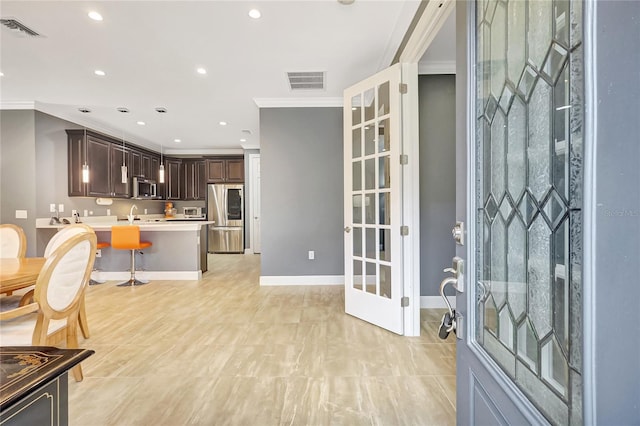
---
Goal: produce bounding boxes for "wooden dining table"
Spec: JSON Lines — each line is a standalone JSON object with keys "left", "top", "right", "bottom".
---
{"left": 0, "top": 257, "right": 46, "bottom": 294}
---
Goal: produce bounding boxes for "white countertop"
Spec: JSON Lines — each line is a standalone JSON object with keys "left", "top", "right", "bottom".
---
{"left": 36, "top": 217, "right": 214, "bottom": 231}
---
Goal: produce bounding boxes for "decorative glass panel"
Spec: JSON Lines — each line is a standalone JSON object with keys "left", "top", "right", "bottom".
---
{"left": 352, "top": 161, "right": 362, "bottom": 191}
{"left": 380, "top": 264, "right": 391, "bottom": 299}
{"left": 379, "top": 156, "right": 390, "bottom": 189}
{"left": 364, "top": 124, "right": 376, "bottom": 156}
{"left": 364, "top": 158, "right": 375, "bottom": 190}
{"left": 364, "top": 88, "right": 375, "bottom": 122}
{"left": 378, "top": 82, "right": 390, "bottom": 116}
{"left": 365, "top": 262, "right": 376, "bottom": 295}
{"left": 352, "top": 127, "right": 362, "bottom": 159}
{"left": 476, "top": 0, "right": 583, "bottom": 423}
{"left": 353, "top": 195, "right": 362, "bottom": 224}
{"left": 365, "top": 228, "right": 376, "bottom": 260}
{"left": 379, "top": 192, "right": 390, "bottom": 225}
{"left": 364, "top": 193, "right": 375, "bottom": 224}
{"left": 353, "top": 260, "right": 363, "bottom": 291}
{"left": 379, "top": 229, "right": 391, "bottom": 262}
{"left": 353, "top": 227, "right": 362, "bottom": 257}
{"left": 351, "top": 94, "right": 362, "bottom": 125}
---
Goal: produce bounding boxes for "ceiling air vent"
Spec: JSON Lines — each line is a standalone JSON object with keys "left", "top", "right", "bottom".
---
{"left": 0, "top": 18, "right": 41, "bottom": 37}
{"left": 287, "top": 71, "right": 325, "bottom": 91}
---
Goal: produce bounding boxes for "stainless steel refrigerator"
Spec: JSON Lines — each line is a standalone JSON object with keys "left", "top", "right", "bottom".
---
{"left": 207, "top": 183, "right": 244, "bottom": 253}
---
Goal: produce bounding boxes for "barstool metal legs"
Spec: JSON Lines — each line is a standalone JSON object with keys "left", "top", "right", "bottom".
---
{"left": 117, "top": 249, "right": 149, "bottom": 286}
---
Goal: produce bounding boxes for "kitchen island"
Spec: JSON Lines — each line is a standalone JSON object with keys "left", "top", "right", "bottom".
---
{"left": 36, "top": 217, "right": 213, "bottom": 280}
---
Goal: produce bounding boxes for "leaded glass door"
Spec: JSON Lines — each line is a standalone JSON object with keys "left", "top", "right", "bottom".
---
{"left": 343, "top": 63, "right": 404, "bottom": 334}
{"left": 456, "top": 0, "right": 584, "bottom": 424}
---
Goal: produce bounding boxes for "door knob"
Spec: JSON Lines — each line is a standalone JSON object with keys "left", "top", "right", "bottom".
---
{"left": 344, "top": 226, "right": 351, "bottom": 233}
{"left": 452, "top": 221, "right": 464, "bottom": 245}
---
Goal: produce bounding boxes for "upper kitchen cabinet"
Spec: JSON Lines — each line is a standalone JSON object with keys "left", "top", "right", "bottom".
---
{"left": 165, "top": 158, "right": 182, "bottom": 200}
{"left": 206, "top": 156, "right": 244, "bottom": 183}
{"left": 130, "top": 148, "right": 159, "bottom": 181}
{"left": 182, "top": 160, "right": 207, "bottom": 200}
{"left": 66, "top": 129, "right": 131, "bottom": 198}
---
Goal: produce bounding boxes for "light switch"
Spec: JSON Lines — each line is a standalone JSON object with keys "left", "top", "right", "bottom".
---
{"left": 15, "top": 210, "right": 27, "bottom": 219}
{"left": 50, "top": 204, "right": 56, "bottom": 213}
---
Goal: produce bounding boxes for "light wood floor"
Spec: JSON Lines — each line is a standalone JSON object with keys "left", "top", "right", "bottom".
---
{"left": 69, "top": 254, "right": 456, "bottom": 425}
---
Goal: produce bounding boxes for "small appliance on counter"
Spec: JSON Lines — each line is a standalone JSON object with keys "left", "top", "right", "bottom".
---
{"left": 164, "top": 202, "right": 176, "bottom": 218}
{"left": 183, "top": 206, "right": 203, "bottom": 218}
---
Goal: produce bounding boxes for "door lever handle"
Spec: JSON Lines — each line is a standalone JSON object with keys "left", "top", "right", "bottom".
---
{"left": 344, "top": 226, "right": 351, "bottom": 233}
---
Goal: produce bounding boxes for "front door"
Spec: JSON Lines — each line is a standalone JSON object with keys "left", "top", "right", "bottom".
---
{"left": 455, "top": 0, "right": 585, "bottom": 423}
{"left": 343, "top": 63, "right": 404, "bottom": 334}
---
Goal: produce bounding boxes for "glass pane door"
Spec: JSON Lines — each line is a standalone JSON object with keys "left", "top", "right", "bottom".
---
{"left": 344, "top": 64, "right": 403, "bottom": 334}
{"left": 474, "top": 0, "right": 584, "bottom": 424}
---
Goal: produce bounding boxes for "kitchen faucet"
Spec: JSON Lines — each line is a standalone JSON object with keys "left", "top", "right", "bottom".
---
{"left": 127, "top": 204, "right": 138, "bottom": 224}
{"left": 49, "top": 208, "right": 61, "bottom": 225}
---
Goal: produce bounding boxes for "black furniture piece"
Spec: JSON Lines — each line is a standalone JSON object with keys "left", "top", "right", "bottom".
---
{"left": 0, "top": 346, "right": 94, "bottom": 426}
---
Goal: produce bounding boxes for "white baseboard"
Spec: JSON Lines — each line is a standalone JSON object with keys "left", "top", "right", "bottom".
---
{"left": 420, "top": 296, "right": 456, "bottom": 309}
{"left": 244, "top": 248, "right": 253, "bottom": 254}
{"left": 260, "top": 275, "right": 344, "bottom": 286}
{"left": 93, "top": 270, "right": 202, "bottom": 281}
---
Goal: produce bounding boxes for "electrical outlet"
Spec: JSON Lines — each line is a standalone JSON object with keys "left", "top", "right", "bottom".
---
{"left": 58, "top": 204, "right": 64, "bottom": 213}
{"left": 50, "top": 204, "right": 56, "bottom": 213}
{"left": 84, "top": 210, "right": 88, "bottom": 217}
{"left": 72, "top": 209, "right": 78, "bottom": 216}
{"left": 15, "top": 210, "right": 27, "bottom": 219}
{"left": 144, "top": 209, "right": 148, "bottom": 214}
{"left": 96, "top": 249, "right": 102, "bottom": 258}
{"left": 308, "top": 250, "right": 315, "bottom": 260}
{"left": 107, "top": 209, "right": 111, "bottom": 216}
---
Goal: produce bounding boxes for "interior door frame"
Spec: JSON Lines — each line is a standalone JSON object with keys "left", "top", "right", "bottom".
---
{"left": 248, "top": 153, "right": 261, "bottom": 254}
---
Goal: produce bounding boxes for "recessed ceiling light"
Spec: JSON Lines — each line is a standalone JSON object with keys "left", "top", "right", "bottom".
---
{"left": 94, "top": 70, "right": 106, "bottom": 76}
{"left": 248, "top": 9, "right": 261, "bottom": 19}
{"left": 0, "top": 72, "right": 4, "bottom": 77}
{"left": 240, "top": 138, "right": 247, "bottom": 142}
{"left": 88, "top": 11, "right": 103, "bottom": 21}
{"left": 219, "top": 121, "right": 227, "bottom": 126}
{"left": 137, "top": 121, "right": 146, "bottom": 126}
{"left": 196, "top": 67, "right": 207, "bottom": 75}
{"left": 174, "top": 139, "right": 181, "bottom": 143}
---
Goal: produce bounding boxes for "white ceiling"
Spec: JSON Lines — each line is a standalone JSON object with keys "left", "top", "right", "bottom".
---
{"left": 0, "top": 1, "right": 453, "bottom": 154}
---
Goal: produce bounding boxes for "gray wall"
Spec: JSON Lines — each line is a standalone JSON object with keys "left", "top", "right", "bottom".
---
{"left": 591, "top": 0, "right": 640, "bottom": 423}
{"left": 260, "top": 107, "right": 344, "bottom": 277}
{"left": 418, "top": 74, "right": 457, "bottom": 296}
{"left": 0, "top": 110, "right": 37, "bottom": 256}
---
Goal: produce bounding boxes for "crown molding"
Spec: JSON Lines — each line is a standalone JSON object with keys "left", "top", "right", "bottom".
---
{"left": 164, "top": 148, "right": 244, "bottom": 156}
{"left": 253, "top": 97, "right": 343, "bottom": 108}
{"left": 0, "top": 101, "right": 36, "bottom": 110}
{"left": 398, "top": 0, "right": 455, "bottom": 63}
{"left": 418, "top": 60, "right": 456, "bottom": 75}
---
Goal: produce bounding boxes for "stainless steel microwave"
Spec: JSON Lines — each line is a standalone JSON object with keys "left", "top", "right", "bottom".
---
{"left": 183, "top": 207, "right": 203, "bottom": 218}
{"left": 132, "top": 176, "right": 157, "bottom": 199}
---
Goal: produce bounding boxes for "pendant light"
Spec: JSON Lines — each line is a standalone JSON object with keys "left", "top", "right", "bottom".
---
{"left": 121, "top": 131, "right": 128, "bottom": 184}
{"left": 159, "top": 143, "right": 165, "bottom": 183}
{"left": 155, "top": 107, "right": 167, "bottom": 183}
{"left": 82, "top": 127, "right": 90, "bottom": 183}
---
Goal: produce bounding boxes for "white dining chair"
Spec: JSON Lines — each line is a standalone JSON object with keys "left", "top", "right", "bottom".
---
{"left": 0, "top": 224, "right": 27, "bottom": 258}
{"left": 0, "top": 231, "right": 96, "bottom": 381}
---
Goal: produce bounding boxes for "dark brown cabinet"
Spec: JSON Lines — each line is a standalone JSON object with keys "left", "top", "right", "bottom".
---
{"left": 67, "top": 130, "right": 131, "bottom": 198}
{"left": 165, "top": 159, "right": 182, "bottom": 200}
{"left": 182, "top": 160, "right": 207, "bottom": 200}
{"left": 206, "top": 156, "right": 244, "bottom": 183}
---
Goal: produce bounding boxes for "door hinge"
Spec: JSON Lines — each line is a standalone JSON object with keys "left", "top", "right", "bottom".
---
{"left": 401, "top": 296, "right": 410, "bottom": 307}
{"left": 400, "top": 154, "right": 408, "bottom": 165}
{"left": 400, "top": 226, "right": 409, "bottom": 236}
{"left": 399, "top": 83, "right": 408, "bottom": 94}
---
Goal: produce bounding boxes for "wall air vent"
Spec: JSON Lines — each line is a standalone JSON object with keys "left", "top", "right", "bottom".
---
{"left": 287, "top": 71, "right": 325, "bottom": 91}
{"left": 0, "top": 18, "right": 41, "bottom": 37}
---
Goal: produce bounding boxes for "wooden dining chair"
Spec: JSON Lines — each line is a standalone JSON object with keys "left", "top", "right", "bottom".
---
{"left": 0, "top": 231, "right": 96, "bottom": 382}
{"left": 43, "top": 224, "right": 95, "bottom": 339}
{"left": 0, "top": 224, "right": 27, "bottom": 259}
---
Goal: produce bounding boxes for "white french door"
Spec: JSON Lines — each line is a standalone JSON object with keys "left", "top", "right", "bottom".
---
{"left": 343, "top": 63, "right": 405, "bottom": 334}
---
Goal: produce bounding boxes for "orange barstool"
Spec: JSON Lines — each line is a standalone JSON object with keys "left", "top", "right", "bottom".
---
{"left": 111, "top": 226, "right": 152, "bottom": 287}
{"left": 89, "top": 241, "right": 111, "bottom": 285}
